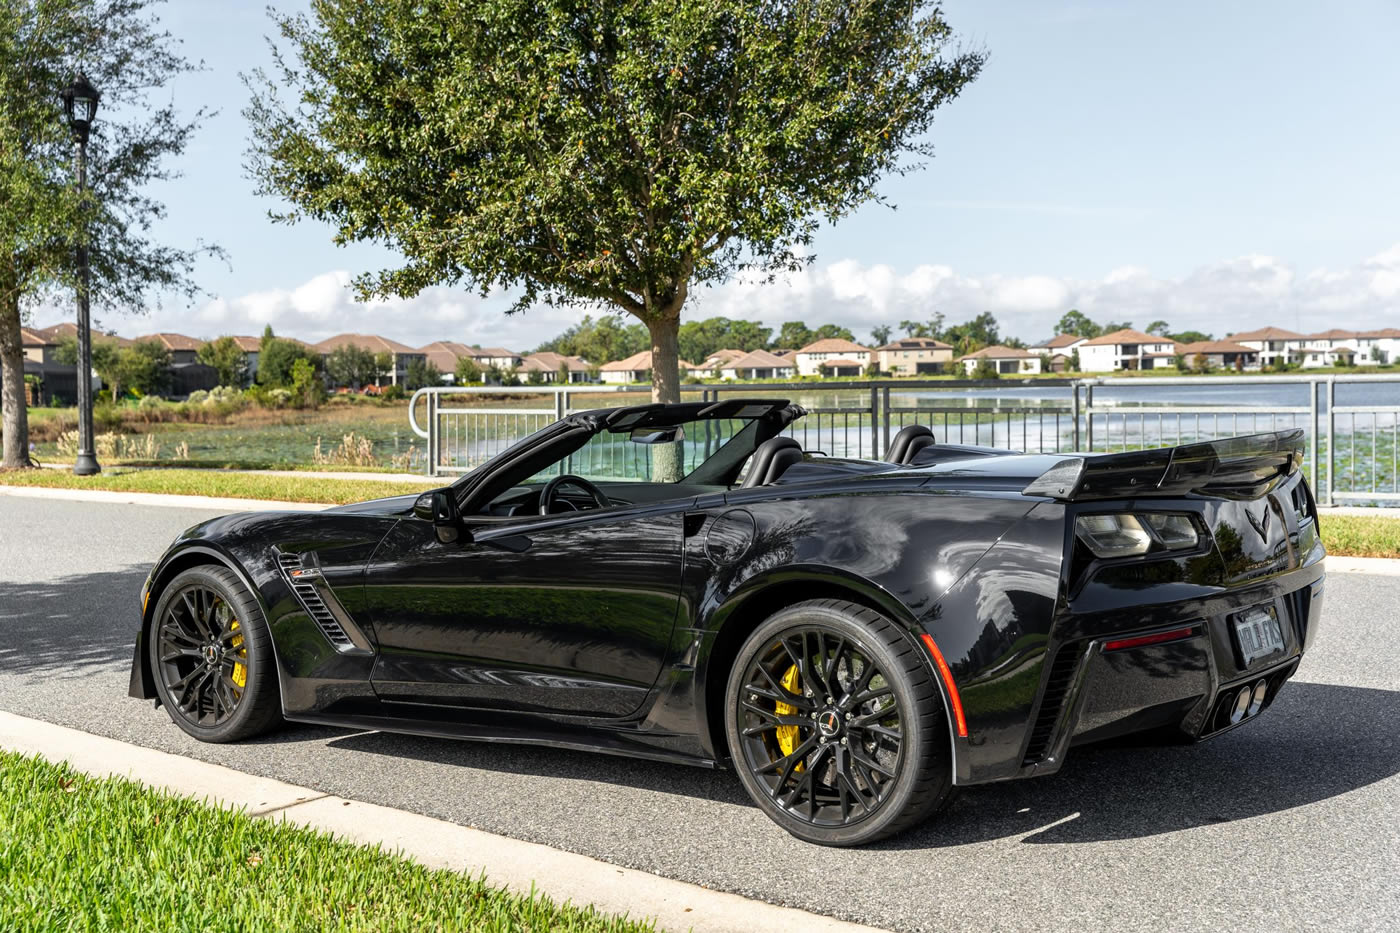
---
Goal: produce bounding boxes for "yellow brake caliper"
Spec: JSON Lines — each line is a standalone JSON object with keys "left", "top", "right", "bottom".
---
{"left": 774, "top": 665, "right": 804, "bottom": 771}
{"left": 230, "top": 619, "right": 247, "bottom": 692}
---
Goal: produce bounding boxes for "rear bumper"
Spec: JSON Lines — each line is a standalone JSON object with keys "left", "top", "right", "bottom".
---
{"left": 1017, "top": 560, "right": 1325, "bottom": 779}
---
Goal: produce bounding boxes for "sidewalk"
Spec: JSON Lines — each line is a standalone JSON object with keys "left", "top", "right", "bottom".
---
{"left": 0, "top": 711, "right": 884, "bottom": 933}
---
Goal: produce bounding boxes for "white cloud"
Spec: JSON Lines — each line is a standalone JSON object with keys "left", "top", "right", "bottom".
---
{"left": 58, "top": 242, "right": 1400, "bottom": 350}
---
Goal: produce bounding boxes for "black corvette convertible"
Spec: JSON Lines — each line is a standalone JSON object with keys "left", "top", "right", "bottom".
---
{"left": 130, "top": 398, "right": 1325, "bottom": 845}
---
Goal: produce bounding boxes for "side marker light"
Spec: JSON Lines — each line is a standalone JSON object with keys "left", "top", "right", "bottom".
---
{"left": 919, "top": 633, "right": 968, "bottom": 738}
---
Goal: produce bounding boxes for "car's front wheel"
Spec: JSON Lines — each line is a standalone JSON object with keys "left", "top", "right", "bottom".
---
{"left": 149, "top": 565, "right": 283, "bottom": 743}
{"left": 724, "top": 599, "right": 954, "bottom": 846}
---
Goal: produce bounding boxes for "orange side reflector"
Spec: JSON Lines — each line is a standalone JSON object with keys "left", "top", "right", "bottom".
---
{"left": 919, "top": 633, "right": 968, "bottom": 738}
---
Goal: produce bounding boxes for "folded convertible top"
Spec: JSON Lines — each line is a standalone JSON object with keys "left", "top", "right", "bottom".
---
{"left": 1022, "top": 429, "right": 1305, "bottom": 501}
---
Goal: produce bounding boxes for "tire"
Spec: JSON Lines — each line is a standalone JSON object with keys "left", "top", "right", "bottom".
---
{"left": 724, "top": 599, "right": 954, "bottom": 846}
{"left": 148, "top": 565, "right": 283, "bottom": 743}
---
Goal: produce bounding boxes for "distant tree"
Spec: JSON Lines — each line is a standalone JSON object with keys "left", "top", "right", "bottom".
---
{"left": 864, "top": 361, "right": 881, "bottom": 377}
{"left": 678, "top": 316, "right": 771, "bottom": 364}
{"left": 775, "top": 321, "right": 816, "bottom": 351}
{"left": 1068, "top": 348, "right": 1081, "bottom": 372}
{"left": 197, "top": 337, "right": 249, "bottom": 387}
{"left": 1191, "top": 354, "right": 1214, "bottom": 374}
{"left": 943, "top": 312, "right": 1000, "bottom": 356}
{"left": 1169, "top": 330, "right": 1213, "bottom": 344}
{"left": 1, "top": 0, "right": 220, "bottom": 467}
{"left": 257, "top": 326, "right": 319, "bottom": 388}
{"left": 1056, "top": 310, "right": 1101, "bottom": 339}
{"left": 970, "top": 358, "right": 999, "bottom": 380}
{"left": 869, "top": 325, "right": 892, "bottom": 346}
{"left": 373, "top": 351, "right": 394, "bottom": 384}
{"left": 1145, "top": 320, "right": 1172, "bottom": 337}
{"left": 289, "top": 357, "right": 322, "bottom": 407}
{"left": 1101, "top": 320, "right": 1133, "bottom": 333}
{"left": 1038, "top": 352, "right": 1052, "bottom": 372}
{"left": 404, "top": 357, "right": 442, "bottom": 390}
{"left": 325, "top": 344, "right": 379, "bottom": 389}
{"left": 55, "top": 335, "right": 170, "bottom": 400}
{"left": 454, "top": 357, "right": 482, "bottom": 384}
{"left": 536, "top": 314, "right": 648, "bottom": 363}
{"left": 525, "top": 368, "right": 545, "bottom": 386}
{"left": 899, "top": 319, "right": 928, "bottom": 338}
{"left": 247, "top": 0, "right": 985, "bottom": 412}
{"left": 812, "top": 323, "right": 856, "bottom": 343}
{"left": 1174, "top": 352, "right": 1189, "bottom": 373}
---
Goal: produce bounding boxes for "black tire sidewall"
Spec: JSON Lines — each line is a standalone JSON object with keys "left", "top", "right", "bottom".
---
{"left": 725, "top": 601, "right": 948, "bottom": 846}
{"left": 149, "top": 566, "right": 278, "bottom": 743}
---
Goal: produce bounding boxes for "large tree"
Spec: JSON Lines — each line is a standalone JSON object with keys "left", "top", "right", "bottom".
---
{"left": 247, "top": 0, "right": 984, "bottom": 405}
{"left": 0, "top": 0, "right": 215, "bottom": 468}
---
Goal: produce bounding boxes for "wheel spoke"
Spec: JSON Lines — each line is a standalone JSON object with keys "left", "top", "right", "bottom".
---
{"left": 848, "top": 686, "right": 894, "bottom": 710}
{"left": 849, "top": 704, "right": 898, "bottom": 729}
{"left": 848, "top": 745, "right": 897, "bottom": 778}
{"left": 159, "top": 622, "right": 201, "bottom": 648}
{"left": 739, "top": 700, "right": 809, "bottom": 730}
{"left": 748, "top": 672, "right": 817, "bottom": 711}
{"left": 159, "top": 647, "right": 203, "bottom": 663}
{"left": 756, "top": 733, "right": 817, "bottom": 776}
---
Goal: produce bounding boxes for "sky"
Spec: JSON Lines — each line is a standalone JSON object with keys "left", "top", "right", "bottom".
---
{"left": 50, "top": 0, "right": 1400, "bottom": 349}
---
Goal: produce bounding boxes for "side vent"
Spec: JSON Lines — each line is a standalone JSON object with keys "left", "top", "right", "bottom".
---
{"left": 1022, "top": 645, "right": 1083, "bottom": 765}
{"left": 277, "top": 553, "right": 355, "bottom": 649}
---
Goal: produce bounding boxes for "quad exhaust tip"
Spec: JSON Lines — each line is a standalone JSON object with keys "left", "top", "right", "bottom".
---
{"left": 1220, "top": 678, "right": 1273, "bottom": 729}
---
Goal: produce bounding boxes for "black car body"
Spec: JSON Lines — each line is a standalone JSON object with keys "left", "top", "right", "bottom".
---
{"left": 130, "top": 399, "right": 1324, "bottom": 844}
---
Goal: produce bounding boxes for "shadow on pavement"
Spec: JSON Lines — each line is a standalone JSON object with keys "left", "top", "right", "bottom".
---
{"left": 325, "top": 681, "right": 1400, "bottom": 846}
{"left": 885, "top": 681, "right": 1400, "bottom": 848}
{"left": 0, "top": 568, "right": 148, "bottom": 677}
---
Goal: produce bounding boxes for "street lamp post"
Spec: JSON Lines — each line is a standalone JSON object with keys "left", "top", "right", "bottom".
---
{"left": 61, "top": 74, "right": 100, "bottom": 475}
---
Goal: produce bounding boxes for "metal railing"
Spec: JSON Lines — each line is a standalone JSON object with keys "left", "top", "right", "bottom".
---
{"left": 408, "top": 374, "right": 1400, "bottom": 506}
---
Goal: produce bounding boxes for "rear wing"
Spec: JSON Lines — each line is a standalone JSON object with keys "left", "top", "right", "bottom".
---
{"left": 1023, "top": 430, "right": 1305, "bottom": 501}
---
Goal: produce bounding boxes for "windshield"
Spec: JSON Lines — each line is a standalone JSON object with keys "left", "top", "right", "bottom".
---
{"left": 524, "top": 417, "right": 756, "bottom": 485}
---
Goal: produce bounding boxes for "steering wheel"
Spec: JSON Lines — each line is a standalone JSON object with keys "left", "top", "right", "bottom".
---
{"left": 538, "top": 474, "right": 612, "bottom": 515}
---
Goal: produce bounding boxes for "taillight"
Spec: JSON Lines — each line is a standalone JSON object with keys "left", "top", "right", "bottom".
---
{"left": 1075, "top": 512, "right": 1199, "bottom": 559}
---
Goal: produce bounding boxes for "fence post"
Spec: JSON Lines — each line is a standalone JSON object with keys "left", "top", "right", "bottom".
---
{"left": 1085, "top": 383, "right": 1095, "bottom": 450}
{"left": 1071, "top": 382, "right": 1081, "bottom": 450}
{"left": 1309, "top": 379, "right": 1319, "bottom": 494}
{"left": 869, "top": 386, "right": 880, "bottom": 459}
{"left": 555, "top": 387, "right": 566, "bottom": 421}
{"left": 881, "top": 386, "right": 891, "bottom": 455}
{"left": 1325, "top": 376, "right": 1335, "bottom": 506}
{"left": 426, "top": 390, "right": 438, "bottom": 477}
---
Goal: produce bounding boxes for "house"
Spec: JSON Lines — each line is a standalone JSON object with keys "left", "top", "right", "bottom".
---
{"left": 956, "top": 345, "right": 1042, "bottom": 376}
{"left": 314, "top": 333, "right": 426, "bottom": 385}
{"left": 719, "top": 348, "right": 796, "bottom": 380}
{"left": 1227, "top": 326, "right": 1306, "bottom": 368}
{"left": 20, "top": 327, "right": 77, "bottom": 405}
{"left": 874, "top": 338, "right": 953, "bottom": 375}
{"left": 1026, "top": 334, "right": 1088, "bottom": 357}
{"left": 1356, "top": 328, "right": 1400, "bottom": 365}
{"left": 20, "top": 326, "right": 59, "bottom": 364}
{"left": 35, "top": 321, "right": 132, "bottom": 348}
{"left": 695, "top": 348, "right": 746, "bottom": 375}
{"left": 519, "top": 351, "right": 595, "bottom": 383}
{"left": 1076, "top": 328, "right": 1181, "bottom": 372}
{"left": 135, "top": 332, "right": 204, "bottom": 364}
{"left": 459, "top": 346, "right": 524, "bottom": 369}
{"left": 225, "top": 335, "right": 264, "bottom": 384}
{"left": 1299, "top": 329, "right": 1360, "bottom": 368}
{"left": 599, "top": 350, "right": 699, "bottom": 384}
{"left": 1178, "top": 340, "right": 1260, "bottom": 371}
{"left": 793, "top": 338, "right": 872, "bottom": 376}
{"left": 416, "top": 340, "right": 476, "bottom": 377}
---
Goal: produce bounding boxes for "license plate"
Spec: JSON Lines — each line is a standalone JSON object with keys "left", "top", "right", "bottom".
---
{"left": 1233, "top": 606, "right": 1285, "bottom": 666}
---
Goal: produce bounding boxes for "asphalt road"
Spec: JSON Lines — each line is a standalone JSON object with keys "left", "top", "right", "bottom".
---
{"left": 2, "top": 495, "right": 1397, "bottom": 933}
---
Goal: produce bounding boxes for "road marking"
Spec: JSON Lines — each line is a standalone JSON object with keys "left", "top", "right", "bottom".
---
{"left": 0, "top": 711, "right": 886, "bottom": 933}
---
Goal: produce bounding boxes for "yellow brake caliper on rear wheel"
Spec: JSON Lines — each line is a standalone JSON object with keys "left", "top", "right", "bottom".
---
{"left": 230, "top": 619, "right": 247, "bottom": 692}
{"left": 774, "top": 665, "right": 804, "bottom": 771}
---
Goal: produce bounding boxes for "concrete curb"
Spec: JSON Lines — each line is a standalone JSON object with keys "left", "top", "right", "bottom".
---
{"left": 1325, "top": 556, "right": 1400, "bottom": 575}
{"left": 0, "top": 711, "right": 885, "bottom": 933}
{"left": 0, "top": 484, "right": 327, "bottom": 512}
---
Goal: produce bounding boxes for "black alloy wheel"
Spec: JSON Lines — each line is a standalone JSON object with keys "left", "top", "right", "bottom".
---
{"left": 725, "top": 599, "right": 954, "bottom": 846}
{"left": 149, "top": 565, "right": 282, "bottom": 743}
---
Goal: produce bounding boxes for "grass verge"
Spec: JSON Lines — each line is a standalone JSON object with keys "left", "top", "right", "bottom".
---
{"left": 1319, "top": 513, "right": 1400, "bottom": 558}
{"left": 0, "top": 468, "right": 436, "bottom": 505}
{"left": 0, "top": 751, "right": 655, "bottom": 933}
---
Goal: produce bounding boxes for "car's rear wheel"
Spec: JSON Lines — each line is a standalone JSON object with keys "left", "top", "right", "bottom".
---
{"left": 149, "top": 565, "right": 282, "bottom": 743}
{"left": 724, "top": 599, "right": 954, "bottom": 846}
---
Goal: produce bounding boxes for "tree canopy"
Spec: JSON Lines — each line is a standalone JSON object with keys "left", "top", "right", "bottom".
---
{"left": 197, "top": 336, "right": 250, "bottom": 387}
{"left": 246, "top": 0, "right": 984, "bottom": 405}
{"left": 0, "top": 0, "right": 216, "bottom": 467}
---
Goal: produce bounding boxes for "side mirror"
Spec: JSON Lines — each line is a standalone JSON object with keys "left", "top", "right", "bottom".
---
{"left": 414, "top": 489, "right": 466, "bottom": 544}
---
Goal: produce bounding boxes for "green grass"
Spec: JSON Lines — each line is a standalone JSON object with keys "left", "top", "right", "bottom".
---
{"left": 0, "top": 468, "right": 437, "bottom": 504}
{"left": 0, "top": 751, "right": 655, "bottom": 933}
{"left": 1320, "top": 513, "right": 1400, "bottom": 558}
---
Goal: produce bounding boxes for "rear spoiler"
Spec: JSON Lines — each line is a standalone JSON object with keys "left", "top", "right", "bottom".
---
{"left": 1023, "top": 430, "right": 1305, "bottom": 501}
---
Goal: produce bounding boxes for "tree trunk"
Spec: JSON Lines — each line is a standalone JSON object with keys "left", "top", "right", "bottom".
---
{"left": 647, "top": 316, "right": 682, "bottom": 404}
{"left": 0, "top": 291, "right": 32, "bottom": 469}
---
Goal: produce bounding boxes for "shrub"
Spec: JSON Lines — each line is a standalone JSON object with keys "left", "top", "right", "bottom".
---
{"left": 186, "top": 389, "right": 210, "bottom": 404}
{"left": 381, "top": 384, "right": 407, "bottom": 401}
